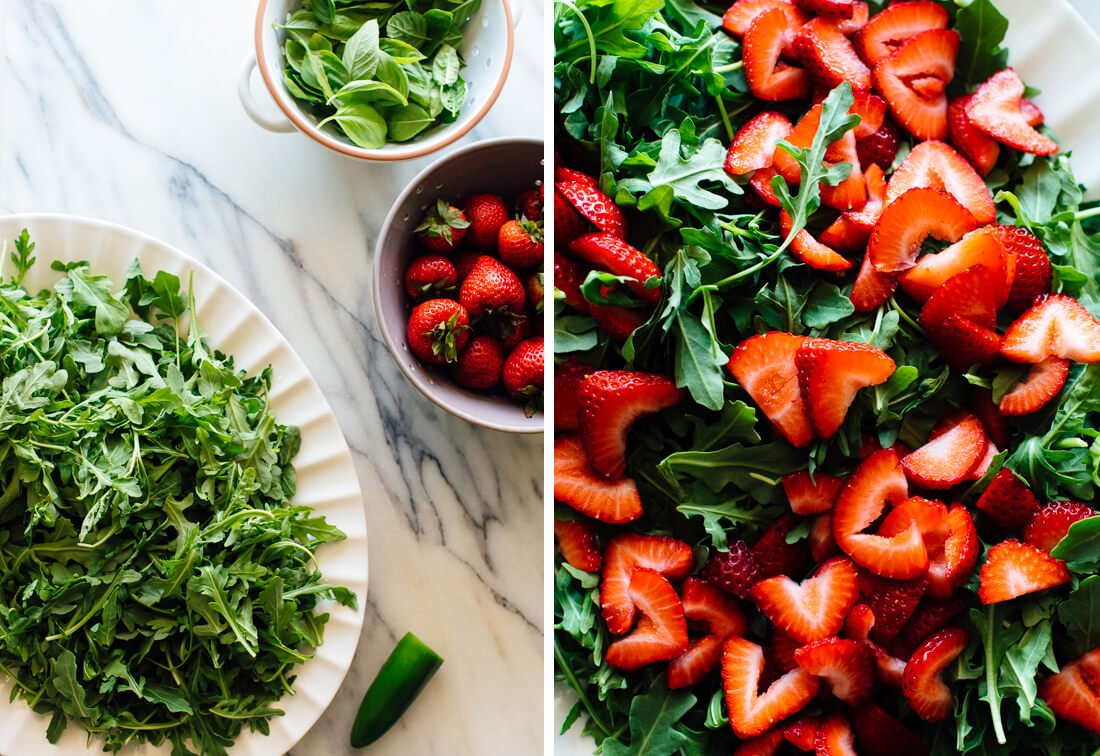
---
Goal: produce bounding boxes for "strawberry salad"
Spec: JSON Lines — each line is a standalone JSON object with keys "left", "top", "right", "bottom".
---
{"left": 553, "top": 0, "right": 1100, "bottom": 753}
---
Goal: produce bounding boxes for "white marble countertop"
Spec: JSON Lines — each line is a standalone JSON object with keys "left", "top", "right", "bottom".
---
{"left": 0, "top": 1, "right": 544, "bottom": 755}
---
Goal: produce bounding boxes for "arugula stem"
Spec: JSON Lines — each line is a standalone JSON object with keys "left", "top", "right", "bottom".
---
{"left": 984, "top": 604, "right": 1007, "bottom": 744}
{"left": 694, "top": 244, "right": 786, "bottom": 301}
{"left": 553, "top": 637, "right": 614, "bottom": 738}
{"left": 558, "top": 0, "right": 598, "bottom": 84}
{"left": 889, "top": 297, "right": 926, "bottom": 337}
{"left": 715, "top": 94, "right": 734, "bottom": 143}
{"left": 1072, "top": 206, "right": 1100, "bottom": 221}
{"left": 713, "top": 61, "right": 743, "bottom": 74}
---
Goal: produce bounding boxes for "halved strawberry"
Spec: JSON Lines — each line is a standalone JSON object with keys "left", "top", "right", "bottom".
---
{"left": 751, "top": 556, "right": 860, "bottom": 642}
{"left": 734, "top": 730, "right": 786, "bottom": 756}
{"left": 783, "top": 715, "right": 821, "bottom": 751}
{"left": 795, "top": 637, "right": 873, "bottom": 704}
{"left": 872, "top": 29, "right": 959, "bottom": 140}
{"left": 1002, "top": 293, "right": 1100, "bottom": 364}
{"left": 554, "top": 436, "right": 644, "bottom": 523}
{"left": 606, "top": 568, "right": 689, "bottom": 670}
{"left": 868, "top": 187, "right": 978, "bottom": 273}
{"left": 1024, "top": 500, "right": 1095, "bottom": 553}
{"left": 555, "top": 519, "right": 601, "bottom": 572}
{"left": 856, "top": 120, "right": 901, "bottom": 171}
{"left": 668, "top": 577, "right": 748, "bottom": 689}
{"left": 727, "top": 332, "right": 815, "bottom": 447}
{"left": 770, "top": 627, "right": 803, "bottom": 674}
{"left": 555, "top": 189, "right": 589, "bottom": 249}
{"left": 773, "top": 105, "right": 867, "bottom": 211}
{"left": 851, "top": 703, "right": 928, "bottom": 756}
{"left": 911, "top": 503, "right": 978, "bottom": 599}
{"left": 749, "top": 166, "right": 783, "bottom": 206}
{"left": 833, "top": 1, "right": 869, "bottom": 35}
{"left": 855, "top": 1, "right": 948, "bottom": 65}
{"left": 860, "top": 575, "right": 927, "bottom": 642}
{"left": 753, "top": 513, "right": 812, "bottom": 579}
{"left": 1021, "top": 98, "right": 1045, "bottom": 126}
{"left": 948, "top": 94, "right": 1000, "bottom": 175}
{"left": 966, "top": 69, "right": 1058, "bottom": 155}
{"left": 899, "top": 226, "right": 1008, "bottom": 304}
{"left": 811, "top": 513, "right": 840, "bottom": 562}
{"left": 902, "top": 626, "right": 968, "bottom": 721}
{"left": 704, "top": 540, "right": 766, "bottom": 600}
{"left": 815, "top": 711, "right": 858, "bottom": 755}
{"left": 568, "top": 233, "right": 661, "bottom": 305}
{"left": 725, "top": 112, "right": 794, "bottom": 175}
{"left": 901, "top": 411, "right": 987, "bottom": 489}
{"left": 885, "top": 141, "right": 995, "bottom": 225}
{"left": 1038, "top": 647, "right": 1100, "bottom": 736}
{"left": 852, "top": 92, "right": 888, "bottom": 138}
{"left": 577, "top": 370, "right": 685, "bottom": 479}
{"left": 589, "top": 303, "right": 647, "bottom": 342}
{"left": 556, "top": 180, "right": 627, "bottom": 239}
{"left": 554, "top": 251, "right": 589, "bottom": 312}
{"left": 844, "top": 604, "right": 908, "bottom": 686}
{"left": 978, "top": 538, "right": 1071, "bottom": 603}
{"left": 971, "top": 387, "right": 1010, "bottom": 448}
{"left": 601, "top": 533, "right": 694, "bottom": 635}
{"left": 780, "top": 212, "right": 853, "bottom": 272}
{"left": 999, "top": 356, "right": 1070, "bottom": 416}
{"left": 794, "top": 17, "right": 871, "bottom": 91}
{"left": 744, "top": 7, "right": 813, "bottom": 101}
{"left": 989, "top": 225, "right": 1052, "bottom": 314}
{"left": 722, "top": 636, "right": 821, "bottom": 738}
{"left": 722, "top": 0, "right": 800, "bottom": 37}
{"left": 918, "top": 265, "right": 1005, "bottom": 369}
{"left": 821, "top": 163, "right": 887, "bottom": 252}
{"left": 795, "top": 337, "right": 896, "bottom": 438}
{"left": 898, "top": 596, "right": 968, "bottom": 650}
{"left": 793, "top": 0, "right": 854, "bottom": 17}
{"left": 969, "top": 439, "right": 999, "bottom": 482}
{"left": 783, "top": 471, "right": 844, "bottom": 516}
{"left": 850, "top": 252, "right": 899, "bottom": 312}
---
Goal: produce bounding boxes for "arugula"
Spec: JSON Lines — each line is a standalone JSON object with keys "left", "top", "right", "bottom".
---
{"left": 0, "top": 240, "right": 355, "bottom": 755}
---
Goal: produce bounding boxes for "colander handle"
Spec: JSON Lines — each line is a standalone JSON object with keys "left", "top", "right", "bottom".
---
{"left": 238, "top": 56, "right": 296, "bottom": 133}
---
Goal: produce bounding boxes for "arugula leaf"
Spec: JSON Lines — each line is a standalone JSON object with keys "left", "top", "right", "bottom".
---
{"left": 954, "top": 0, "right": 1009, "bottom": 84}
{"left": 1057, "top": 575, "right": 1100, "bottom": 655}
{"left": 645, "top": 127, "right": 740, "bottom": 211}
{"left": 601, "top": 681, "right": 696, "bottom": 756}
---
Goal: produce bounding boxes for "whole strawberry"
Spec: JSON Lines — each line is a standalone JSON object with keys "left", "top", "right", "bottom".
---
{"left": 526, "top": 271, "right": 544, "bottom": 314}
{"left": 463, "top": 194, "right": 509, "bottom": 250}
{"left": 406, "top": 298, "right": 470, "bottom": 365}
{"left": 404, "top": 254, "right": 457, "bottom": 300}
{"left": 415, "top": 199, "right": 469, "bottom": 253}
{"left": 501, "top": 314, "right": 531, "bottom": 351}
{"left": 453, "top": 251, "right": 480, "bottom": 285}
{"left": 459, "top": 255, "right": 526, "bottom": 319}
{"left": 516, "top": 187, "right": 543, "bottom": 221}
{"left": 503, "top": 336, "right": 544, "bottom": 415}
{"left": 450, "top": 335, "right": 504, "bottom": 390}
{"left": 498, "top": 218, "right": 544, "bottom": 268}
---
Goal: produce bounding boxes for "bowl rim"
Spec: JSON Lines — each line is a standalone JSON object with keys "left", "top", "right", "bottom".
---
{"left": 253, "top": 0, "right": 515, "bottom": 162}
{"left": 373, "top": 136, "right": 544, "bottom": 433}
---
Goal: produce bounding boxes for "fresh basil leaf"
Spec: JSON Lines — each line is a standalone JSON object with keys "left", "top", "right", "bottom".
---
{"left": 431, "top": 44, "right": 461, "bottom": 86}
{"left": 341, "top": 18, "right": 380, "bottom": 79}
{"left": 388, "top": 103, "right": 434, "bottom": 141}
{"left": 333, "top": 79, "right": 408, "bottom": 107}
{"left": 319, "top": 101, "right": 387, "bottom": 147}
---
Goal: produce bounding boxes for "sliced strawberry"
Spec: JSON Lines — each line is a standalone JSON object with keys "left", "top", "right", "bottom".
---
{"left": 885, "top": 140, "right": 996, "bottom": 225}
{"left": 555, "top": 189, "right": 589, "bottom": 250}
{"left": 851, "top": 92, "right": 888, "bottom": 138}
{"left": 773, "top": 105, "right": 867, "bottom": 211}
{"left": 1038, "top": 647, "right": 1100, "bottom": 737}
{"left": 600, "top": 533, "right": 694, "bottom": 635}
{"left": 899, "top": 226, "right": 1008, "bottom": 304}
{"left": 999, "top": 356, "right": 1070, "bottom": 416}
{"left": 860, "top": 575, "right": 927, "bottom": 642}
{"left": 855, "top": 1, "right": 948, "bottom": 65}
{"left": 1002, "top": 293, "right": 1100, "bottom": 364}
{"left": 850, "top": 252, "right": 898, "bottom": 313}
{"left": 898, "top": 596, "right": 968, "bottom": 650}
{"left": 783, "top": 471, "right": 844, "bottom": 516}
{"left": 918, "top": 265, "right": 1005, "bottom": 369}
{"left": 568, "top": 233, "right": 661, "bottom": 305}
{"left": 793, "top": 0, "right": 854, "bottom": 17}
{"left": 770, "top": 627, "right": 803, "bottom": 674}
{"left": 668, "top": 577, "right": 748, "bottom": 689}
{"left": 753, "top": 513, "right": 812, "bottom": 579}
{"left": 821, "top": 163, "right": 887, "bottom": 252}
{"left": 948, "top": 94, "right": 1000, "bottom": 175}
{"left": 971, "top": 387, "right": 1009, "bottom": 449}
{"left": 578, "top": 370, "right": 685, "bottom": 479}
{"left": 810, "top": 513, "right": 840, "bottom": 562}
{"left": 969, "top": 440, "right": 998, "bottom": 482}
{"left": 852, "top": 703, "right": 928, "bottom": 756}
{"left": 606, "top": 569, "right": 689, "bottom": 670}
{"left": 989, "top": 224, "right": 1052, "bottom": 314}
{"left": 814, "top": 711, "right": 858, "bottom": 755}
{"left": 902, "top": 626, "right": 967, "bottom": 721}
{"left": 896, "top": 502, "right": 978, "bottom": 599}
{"left": 978, "top": 538, "right": 1071, "bottom": 603}
{"left": 856, "top": 120, "right": 901, "bottom": 171}
{"left": 868, "top": 187, "right": 978, "bottom": 273}
{"left": 833, "top": 1, "right": 869, "bottom": 35}
{"left": 555, "top": 165, "right": 599, "bottom": 187}
{"left": 704, "top": 539, "right": 766, "bottom": 600}
{"left": 722, "top": 0, "right": 799, "bottom": 37}
{"left": 734, "top": 730, "right": 786, "bottom": 756}
{"left": 727, "top": 332, "right": 815, "bottom": 448}
{"left": 795, "top": 637, "right": 873, "bottom": 704}
{"left": 966, "top": 68, "right": 1058, "bottom": 155}
{"left": 751, "top": 556, "right": 860, "bottom": 643}
{"left": 1024, "top": 500, "right": 1095, "bottom": 553}
{"left": 749, "top": 166, "right": 784, "bottom": 206}
{"left": 935, "top": 314, "right": 1004, "bottom": 370}
{"left": 554, "top": 358, "right": 590, "bottom": 431}
{"left": 872, "top": 29, "right": 959, "bottom": 140}
{"left": 589, "top": 303, "right": 647, "bottom": 342}
{"left": 794, "top": 17, "right": 871, "bottom": 91}
{"left": 795, "top": 337, "right": 896, "bottom": 439}
{"left": 781, "top": 211, "right": 853, "bottom": 272}
{"left": 554, "top": 436, "right": 644, "bottom": 524}
{"left": 901, "top": 411, "right": 987, "bottom": 489}
{"left": 725, "top": 112, "right": 794, "bottom": 175}
{"left": 722, "top": 636, "right": 821, "bottom": 738}
{"left": 744, "top": 7, "right": 813, "bottom": 101}
{"left": 556, "top": 180, "right": 626, "bottom": 239}
{"left": 554, "top": 519, "right": 601, "bottom": 572}
{"left": 783, "top": 715, "right": 821, "bottom": 751}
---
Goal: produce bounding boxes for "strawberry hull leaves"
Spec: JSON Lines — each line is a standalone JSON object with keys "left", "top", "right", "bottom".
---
{"left": 0, "top": 246, "right": 354, "bottom": 755}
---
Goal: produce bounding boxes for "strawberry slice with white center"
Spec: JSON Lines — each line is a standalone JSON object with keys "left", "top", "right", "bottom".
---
{"left": 855, "top": 0, "right": 948, "bottom": 65}
{"left": 966, "top": 68, "right": 1059, "bottom": 155}
{"left": 918, "top": 264, "right": 1005, "bottom": 369}
{"left": 727, "top": 332, "right": 815, "bottom": 448}
{"left": 780, "top": 211, "right": 853, "bottom": 271}
{"left": 832, "top": 2, "right": 869, "bottom": 35}
{"left": 977, "top": 538, "right": 1071, "bottom": 603}
{"left": 577, "top": 370, "right": 687, "bottom": 479}
{"left": 556, "top": 180, "right": 627, "bottom": 239}
{"left": 795, "top": 337, "right": 896, "bottom": 439}
{"left": 1001, "top": 293, "right": 1100, "bottom": 364}
{"left": 872, "top": 28, "right": 959, "bottom": 140}
{"left": 989, "top": 224, "right": 1052, "bottom": 314}
{"left": 820, "top": 164, "right": 887, "bottom": 253}
{"left": 773, "top": 104, "right": 867, "bottom": 211}
{"left": 810, "top": 513, "right": 840, "bottom": 562}
{"left": 885, "top": 140, "right": 995, "bottom": 224}
{"left": 782, "top": 470, "right": 844, "bottom": 516}
{"left": 948, "top": 94, "right": 1001, "bottom": 175}
{"left": 751, "top": 556, "right": 860, "bottom": 643}
{"left": 554, "top": 519, "right": 602, "bottom": 573}
{"left": 568, "top": 233, "right": 661, "bottom": 305}
{"left": 850, "top": 251, "right": 899, "bottom": 313}
{"left": 722, "top": 636, "right": 821, "bottom": 739}
{"left": 851, "top": 92, "right": 888, "bottom": 138}
{"left": 814, "top": 711, "right": 858, "bottom": 756}
{"left": 868, "top": 187, "right": 978, "bottom": 274}
{"left": 600, "top": 533, "right": 694, "bottom": 635}
{"left": 668, "top": 577, "right": 748, "bottom": 689}
{"left": 902, "top": 626, "right": 968, "bottom": 721}
{"left": 795, "top": 637, "right": 873, "bottom": 705}
{"left": 722, "top": 0, "right": 802, "bottom": 37}
{"left": 725, "top": 112, "right": 793, "bottom": 175}
{"left": 899, "top": 225, "right": 1010, "bottom": 304}
{"left": 1021, "top": 98, "right": 1045, "bottom": 126}
{"left": 793, "top": 17, "right": 871, "bottom": 92}
{"left": 882, "top": 499, "right": 978, "bottom": 599}
{"left": 744, "top": 7, "right": 812, "bottom": 101}
{"left": 999, "top": 356, "right": 1070, "bottom": 416}
{"left": 974, "top": 468, "right": 1039, "bottom": 532}
{"left": 1038, "top": 647, "right": 1100, "bottom": 737}
{"left": 554, "top": 436, "right": 644, "bottom": 524}
{"left": 900, "top": 411, "right": 987, "bottom": 489}
{"left": 605, "top": 568, "right": 689, "bottom": 670}
{"left": 1023, "top": 500, "right": 1095, "bottom": 553}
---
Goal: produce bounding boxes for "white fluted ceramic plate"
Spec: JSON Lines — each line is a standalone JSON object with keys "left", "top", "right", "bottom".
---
{"left": 0, "top": 215, "right": 368, "bottom": 756}
{"left": 554, "top": 0, "right": 1100, "bottom": 750}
